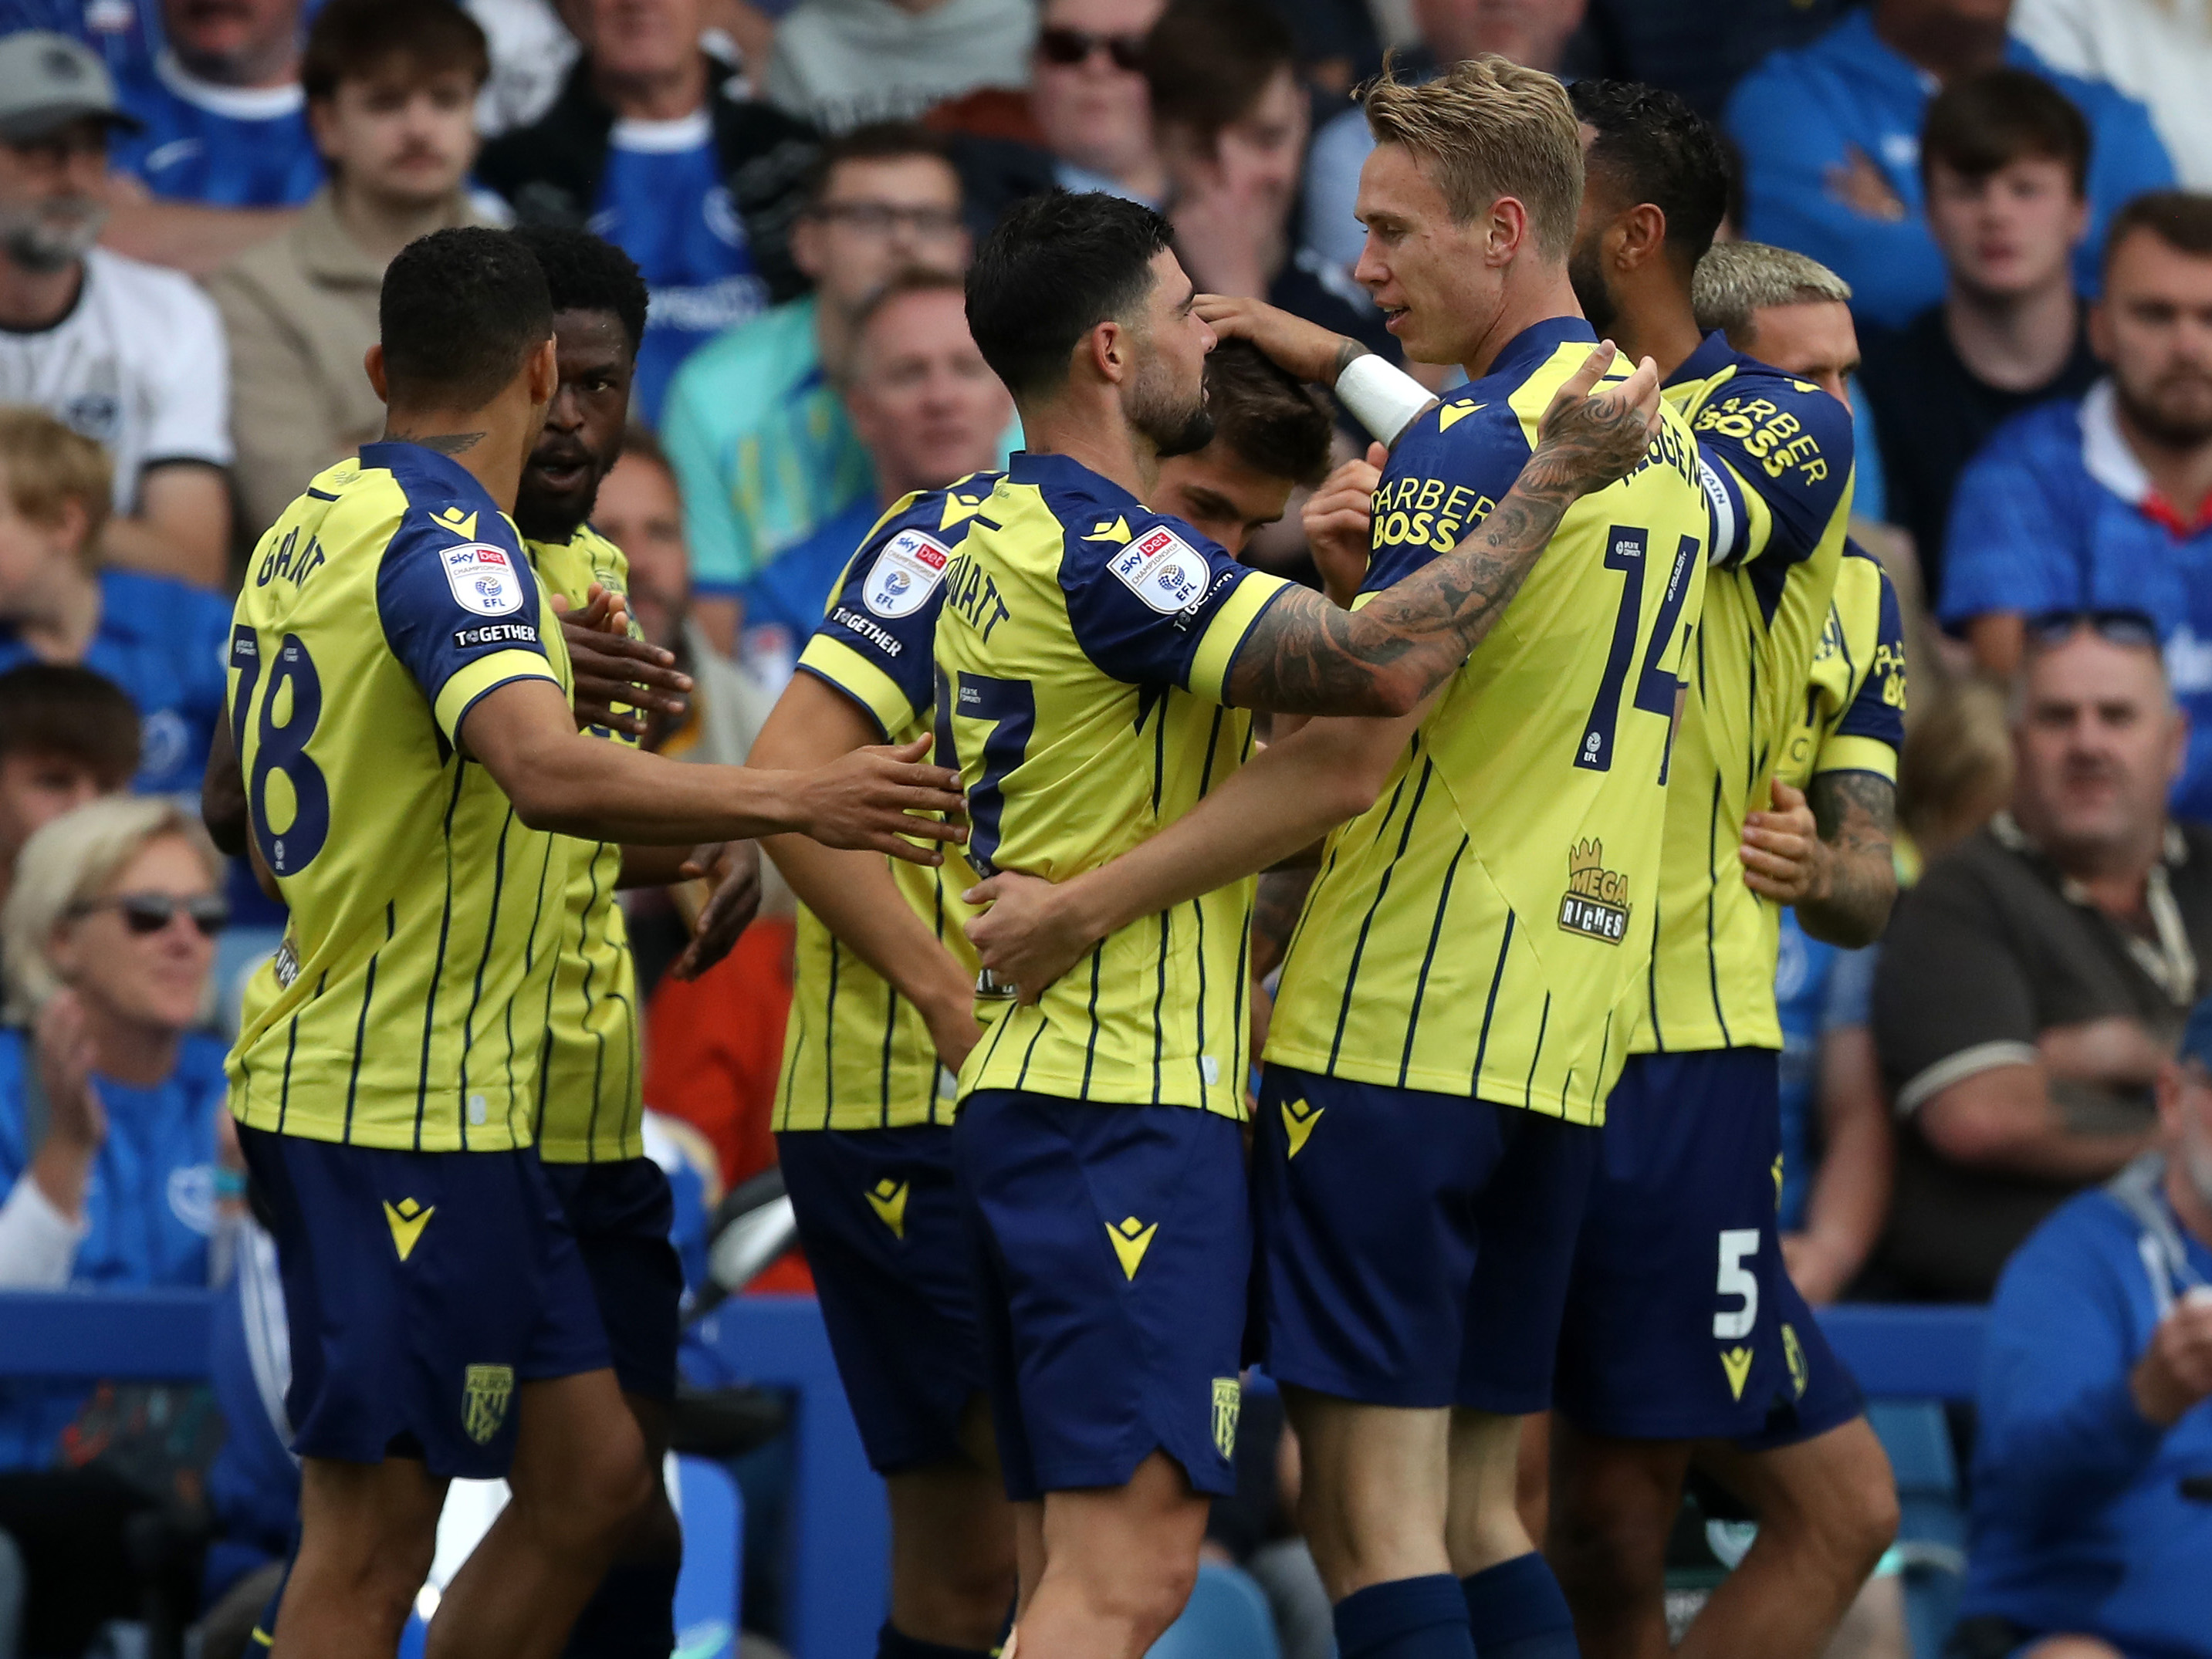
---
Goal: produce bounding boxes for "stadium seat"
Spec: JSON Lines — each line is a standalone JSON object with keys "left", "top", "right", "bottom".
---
{"left": 1864, "top": 1400, "right": 1969, "bottom": 1659}
{"left": 395, "top": 1455, "right": 743, "bottom": 1659}
{"left": 1145, "top": 1562, "right": 1282, "bottom": 1659}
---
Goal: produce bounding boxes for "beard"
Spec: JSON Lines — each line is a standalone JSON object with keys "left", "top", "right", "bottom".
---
{"left": 1128, "top": 357, "right": 1214, "bottom": 460}
{"left": 2115, "top": 363, "right": 2212, "bottom": 448}
{"left": 1567, "top": 237, "right": 1618, "bottom": 338}
{"left": 0, "top": 197, "right": 107, "bottom": 275}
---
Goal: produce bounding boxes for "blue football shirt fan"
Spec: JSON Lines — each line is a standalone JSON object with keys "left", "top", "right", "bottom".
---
{"left": 1955, "top": 996, "right": 2212, "bottom": 1657}
{"left": 1940, "top": 382, "right": 2212, "bottom": 823}
{"left": 590, "top": 113, "right": 770, "bottom": 424}
{"left": 109, "top": 46, "right": 320, "bottom": 207}
{"left": 1724, "top": 11, "right": 2172, "bottom": 329}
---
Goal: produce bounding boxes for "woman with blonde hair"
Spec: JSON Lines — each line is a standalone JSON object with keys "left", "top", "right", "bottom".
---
{"left": 0, "top": 795, "right": 232, "bottom": 1657}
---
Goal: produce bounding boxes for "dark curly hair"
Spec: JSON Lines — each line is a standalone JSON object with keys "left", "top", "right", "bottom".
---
{"left": 1570, "top": 79, "right": 1733, "bottom": 272}
{"left": 508, "top": 224, "right": 651, "bottom": 357}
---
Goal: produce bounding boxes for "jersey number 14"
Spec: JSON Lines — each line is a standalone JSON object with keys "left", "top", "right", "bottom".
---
{"left": 1575, "top": 528, "right": 1699, "bottom": 780}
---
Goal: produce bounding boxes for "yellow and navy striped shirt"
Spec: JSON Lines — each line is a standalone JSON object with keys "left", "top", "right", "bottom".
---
{"left": 1633, "top": 334, "right": 1857, "bottom": 1056}
{"left": 226, "top": 444, "right": 574, "bottom": 1150}
{"left": 774, "top": 481, "right": 994, "bottom": 1134}
{"left": 935, "top": 452, "right": 1294, "bottom": 1120}
{"left": 1267, "top": 319, "right": 1710, "bottom": 1123}
{"left": 529, "top": 523, "right": 648, "bottom": 1164}
{"left": 1777, "top": 544, "right": 1906, "bottom": 797}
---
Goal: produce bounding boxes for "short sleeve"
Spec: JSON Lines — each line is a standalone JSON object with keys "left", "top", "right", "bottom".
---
{"left": 1937, "top": 435, "right": 2081, "bottom": 627}
{"left": 1059, "top": 515, "right": 1292, "bottom": 702}
{"left": 1359, "top": 400, "right": 1533, "bottom": 597}
{"left": 1687, "top": 373, "right": 1855, "bottom": 570}
{"left": 1821, "top": 563, "right": 1906, "bottom": 779}
{"left": 375, "top": 510, "right": 557, "bottom": 744}
{"left": 143, "top": 274, "right": 233, "bottom": 469}
{"left": 797, "top": 515, "right": 951, "bottom": 739}
{"left": 1871, "top": 865, "right": 2041, "bottom": 1114}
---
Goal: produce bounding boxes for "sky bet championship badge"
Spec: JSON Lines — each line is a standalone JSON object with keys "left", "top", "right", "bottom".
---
{"left": 864, "top": 529, "right": 952, "bottom": 618}
{"left": 443, "top": 543, "right": 524, "bottom": 617}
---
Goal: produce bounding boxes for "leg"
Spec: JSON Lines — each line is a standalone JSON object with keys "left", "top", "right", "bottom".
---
{"left": 1820, "top": 1571, "right": 1907, "bottom": 1659}
{"left": 424, "top": 1369, "right": 651, "bottom": 1659}
{"left": 1444, "top": 1408, "right": 1530, "bottom": 1576}
{"left": 1013, "top": 1501, "right": 1047, "bottom": 1622}
{"left": 272, "top": 1455, "right": 447, "bottom": 1659}
{"left": 884, "top": 1393, "right": 1020, "bottom": 1651}
{"left": 1014, "top": 1449, "right": 1212, "bottom": 1659}
{"left": 561, "top": 1391, "right": 684, "bottom": 1659}
{"left": 1543, "top": 1415, "right": 1689, "bottom": 1659}
{"left": 2019, "top": 1641, "right": 2126, "bottom": 1659}
{"left": 1676, "top": 1418, "right": 1899, "bottom": 1659}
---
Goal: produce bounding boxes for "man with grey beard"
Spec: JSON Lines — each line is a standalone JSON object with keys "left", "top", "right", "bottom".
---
{"left": 1873, "top": 617, "right": 2212, "bottom": 1302}
{"left": 0, "top": 32, "right": 233, "bottom": 587}
{"left": 1940, "top": 191, "right": 2212, "bottom": 821}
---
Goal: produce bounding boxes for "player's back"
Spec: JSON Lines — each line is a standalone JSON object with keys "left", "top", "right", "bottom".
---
{"left": 1635, "top": 337, "right": 1857, "bottom": 1055}
{"left": 1268, "top": 318, "right": 1709, "bottom": 1123}
{"left": 226, "top": 443, "right": 575, "bottom": 1152}
{"left": 777, "top": 482, "right": 996, "bottom": 1132}
{"left": 527, "top": 522, "right": 648, "bottom": 1163}
{"left": 933, "top": 452, "right": 1292, "bottom": 1120}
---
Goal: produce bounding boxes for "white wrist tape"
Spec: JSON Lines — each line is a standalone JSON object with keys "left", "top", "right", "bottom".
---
{"left": 1334, "top": 352, "right": 1437, "bottom": 448}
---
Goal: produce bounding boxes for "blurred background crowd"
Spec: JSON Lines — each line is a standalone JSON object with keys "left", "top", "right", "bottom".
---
{"left": 3, "top": 0, "right": 2212, "bottom": 1657}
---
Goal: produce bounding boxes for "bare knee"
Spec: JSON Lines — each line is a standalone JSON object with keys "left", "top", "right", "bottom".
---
{"left": 1735, "top": 1421, "right": 1899, "bottom": 1579}
{"left": 509, "top": 1387, "right": 652, "bottom": 1555}
{"left": 1067, "top": 1541, "right": 1197, "bottom": 1644}
{"left": 2021, "top": 1638, "right": 2126, "bottom": 1659}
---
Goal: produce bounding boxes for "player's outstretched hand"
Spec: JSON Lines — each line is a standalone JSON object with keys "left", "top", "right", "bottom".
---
{"left": 1194, "top": 293, "right": 1359, "bottom": 386}
{"left": 797, "top": 738, "right": 968, "bottom": 863}
{"left": 1530, "top": 341, "right": 1662, "bottom": 498}
{"left": 553, "top": 585, "right": 693, "bottom": 738}
{"left": 1304, "top": 442, "right": 1385, "bottom": 606}
{"left": 1740, "top": 778, "right": 1823, "bottom": 904}
{"left": 963, "top": 870, "right": 1096, "bottom": 1003}
{"left": 671, "top": 840, "right": 763, "bottom": 981}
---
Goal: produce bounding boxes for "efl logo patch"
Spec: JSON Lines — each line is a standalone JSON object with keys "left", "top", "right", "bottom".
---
{"left": 864, "top": 530, "right": 952, "bottom": 618}
{"left": 442, "top": 542, "right": 524, "bottom": 617}
{"left": 1109, "top": 525, "right": 1209, "bottom": 614}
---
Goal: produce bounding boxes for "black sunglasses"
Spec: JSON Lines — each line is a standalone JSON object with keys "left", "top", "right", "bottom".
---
{"left": 70, "top": 892, "right": 229, "bottom": 938}
{"left": 1037, "top": 26, "right": 1148, "bottom": 70}
{"left": 2024, "top": 608, "right": 2162, "bottom": 651}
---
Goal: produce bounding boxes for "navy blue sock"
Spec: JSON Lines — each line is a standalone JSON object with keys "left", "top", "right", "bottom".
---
{"left": 1461, "top": 1552, "right": 1580, "bottom": 1659}
{"left": 875, "top": 1623, "right": 996, "bottom": 1659}
{"left": 1333, "top": 1573, "right": 1476, "bottom": 1659}
{"left": 560, "top": 1559, "right": 678, "bottom": 1659}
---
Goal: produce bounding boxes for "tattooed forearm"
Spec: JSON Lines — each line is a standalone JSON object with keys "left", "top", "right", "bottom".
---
{"left": 1225, "top": 366, "right": 1661, "bottom": 717}
{"left": 1798, "top": 769, "right": 1897, "bottom": 948}
{"left": 1250, "top": 867, "right": 1316, "bottom": 982}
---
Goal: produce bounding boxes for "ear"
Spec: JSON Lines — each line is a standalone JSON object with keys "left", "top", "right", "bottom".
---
{"left": 1615, "top": 202, "right": 1667, "bottom": 273}
{"left": 305, "top": 95, "right": 340, "bottom": 164}
{"left": 2086, "top": 297, "right": 2112, "bottom": 364}
{"left": 527, "top": 335, "right": 559, "bottom": 404}
{"left": 53, "top": 495, "right": 90, "bottom": 563}
{"left": 45, "top": 919, "right": 79, "bottom": 984}
{"left": 2066, "top": 191, "right": 2092, "bottom": 251}
{"left": 1485, "top": 196, "right": 1531, "bottom": 268}
{"left": 2170, "top": 698, "right": 2191, "bottom": 787}
{"left": 1082, "top": 318, "right": 1131, "bottom": 387}
{"left": 364, "top": 343, "right": 389, "bottom": 404}
{"left": 790, "top": 214, "right": 824, "bottom": 282}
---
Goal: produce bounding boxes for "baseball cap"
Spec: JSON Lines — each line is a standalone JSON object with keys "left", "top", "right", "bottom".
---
{"left": 2180, "top": 995, "right": 2212, "bottom": 1071}
{"left": 0, "top": 31, "right": 143, "bottom": 143}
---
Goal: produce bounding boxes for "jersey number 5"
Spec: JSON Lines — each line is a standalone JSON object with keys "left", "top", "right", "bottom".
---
{"left": 229, "top": 625, "right": 331, "bottom": 878}
{"left": 1574, "top": 529, "right": 1699, "bottom": 778}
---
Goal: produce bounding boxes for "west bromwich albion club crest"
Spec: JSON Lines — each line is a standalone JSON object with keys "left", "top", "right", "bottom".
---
{"left": 462, "top": 1363, "right": 515, "bottom": 1444}
{"left": 1558, "top": 838, "right": 1631, "bottom": 944}
{"left": 1212, "top": 1377, "right": 1241, "bottom": 1460}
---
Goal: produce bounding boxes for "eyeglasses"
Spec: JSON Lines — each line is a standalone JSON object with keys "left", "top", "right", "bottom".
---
{"left": 807, "top": 201, "right": 965, "bottom": 238}
{"left": 69, "top": 893, "right": 229, "bottom": 938}
{"left": 1036, "top": 26, "right": 1148, "bottom": 70}
{"left": 2024, "top": 608, "right": 2163, "bottom": 651}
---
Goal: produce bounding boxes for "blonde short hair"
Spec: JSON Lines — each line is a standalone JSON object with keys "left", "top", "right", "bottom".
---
{"left": 0, "top": 406, "right": 112, "bottom": 560}
{"left": 1360, "top": 54, "right": 1583, "bottom": 258}
{"left": 1692, "top": 242, "right": 1854, "bottom": 344}
{"left": 2, "top": 796, "right": 220, "bottom": 1021}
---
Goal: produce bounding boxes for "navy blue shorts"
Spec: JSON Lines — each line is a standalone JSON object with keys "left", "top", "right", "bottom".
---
{"left": 541, "top": 1157, "right": 684, "bottom": 1402}
{"left": 1557, "top": 1047, "right": 1824, "bottom": 1441}
{"left": 1732, "top": 1268, "right": 1865, "bottom": 1451}
{"left": 955, "top": 1093, "right": 1248, "bottom": 1502}
{"left": 238, "top": 1126, "right": 608, "bottom": 1480}
{"left": 1253, "top": 1065, "right": 1597, "bottom": 1413}
{"left": 776, "top": 1126, "right": 984, "bottom": 1475}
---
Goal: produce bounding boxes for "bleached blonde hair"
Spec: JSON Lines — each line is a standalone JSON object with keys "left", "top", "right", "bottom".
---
{"left": 1692, "top": 242, "right": 1854, "bottom": 345}
{"left": 2, "top": 796, "right": 220, "bottom": 1021}
{"left": 1360, "top": 54, "right": 1584, "bottom": 258}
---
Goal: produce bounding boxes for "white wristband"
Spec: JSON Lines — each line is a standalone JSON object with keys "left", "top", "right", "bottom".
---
{"left": 1334, "top": 352, "right": 1437, "bottom": 448}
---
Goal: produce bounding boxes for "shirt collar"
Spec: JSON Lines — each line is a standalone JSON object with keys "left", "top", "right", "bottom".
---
{"left": 357, "top": 441, "right": 506, "bottom": 517}
{"left": 1665, "top": 330, "right": 1742, "bottom": 391}
{"left": 2078, "top": 378, "right": 2212, "bottom": 535}
{"left": 154, "top": 49, "right": 304, "bottom": 122}
{"left": 1005, "top": 450, "right": 1142, "bottom": 510}
{"left": 1990, "top": 809, "right": 2199, "bottom": 1004}
{"left": 1479, "top": 315, "right": 1600, "bottom": 387}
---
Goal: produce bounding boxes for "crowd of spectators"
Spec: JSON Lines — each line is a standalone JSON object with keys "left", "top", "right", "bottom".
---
{"left": 4, "top": 0, "right": 2212, "bottom": 1654}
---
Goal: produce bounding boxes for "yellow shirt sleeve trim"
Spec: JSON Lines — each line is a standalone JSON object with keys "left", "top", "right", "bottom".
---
{"left": 797, "top": 634, "right": 915, "bottom": 740}
{"left": 1812, "top": 734, "right": 1898, "bottom": 784}
{"left": 1190, "top": 571, "right": 1294, "bottom": 703}
{"left": 434, "top": 650, "right": 560, "bottom": 745}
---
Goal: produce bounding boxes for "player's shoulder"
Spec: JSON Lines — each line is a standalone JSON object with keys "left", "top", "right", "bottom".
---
{"left": 1688, "top": 351, "right": 1855, "bottom": 468}
{"left": 837, "top": 478, "right": 1003, "bottom": 623}
{"left": 355, "top": 441, "right": 522, "bottom": 552}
